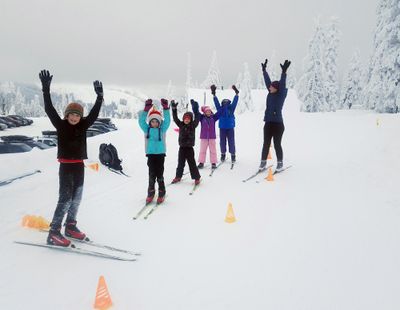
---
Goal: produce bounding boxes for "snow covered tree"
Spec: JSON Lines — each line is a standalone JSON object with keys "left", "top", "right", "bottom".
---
{"left": 268, "top": 51, "right": 280, "bottom": 81}
{"left": 237, "top": 63, "right": 254, "bottom": 113}
{"left": 323, "top": 17, "right": 341, "bottom": 111}
{"left": 339, "top": 50, "right": 364, "bottom": 109}
{"left": 236, "top": 72, "right": 243, "bottom": 89}
{"left": 364, "top": 0, "right": 400, "bottom": 113}
{"left": 286, "top": 64, "right": 297, "bottom": 89}
{"left": 297, "top": 19, "right": 328, "bottom": 112}
{"left": 256, "top": 71, "right": 265, "bottom": 89}
{"left": 184, "top": 52, "right": 193, "bottom": 107}
{"left": 201, "top": 51, "right": 222, "bottom": 88}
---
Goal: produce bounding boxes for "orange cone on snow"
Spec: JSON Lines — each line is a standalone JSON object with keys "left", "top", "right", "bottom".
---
{"left": 225, "top": 203, "right": 236, "bottom": 223}
{"left": 87, "top": 162, "right": 99, "bottom": 172}
{"left": 93, "top": 276, "right": 113, "bottom": 310}
{"left": 265, "top": 167, "right": 274, "bottom": 181}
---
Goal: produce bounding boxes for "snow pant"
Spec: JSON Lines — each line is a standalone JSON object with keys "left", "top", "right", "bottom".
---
{"left": 175, "top": 147, "right": 201, "bottom": 180}
{"left": 198, "top": 139, "right": 218, "bottom": 164}
{"left": 261, "top": 122, "right": 285, "bottom": 161}
{"left": 50, "top": 162, "right": 84, "bottom": 230}
{"left": 147, "top": 154, "right": 165, "bottom": 193}
{"left": 219, "top": 128, "right": 236, "bottom": 155}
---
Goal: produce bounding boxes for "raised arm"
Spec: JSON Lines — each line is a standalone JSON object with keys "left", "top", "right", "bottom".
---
{"left": 261, "top": 59, "right": 272, "bottom": 89}
{"left": 160, "top": 98, "right": 171, "bottom": 132}
{"left": 171, "top": 101, "right": 183, "bottom": 128}
{"left": 138, "top": 99, "right": 153, "bottom": 133}
{"left": 190, "top": 100, "right": 200, "bottom": 128}
{"left": 279, "top": 60, "right": 291, "bottom": 90}
{"left": 39, "top": 70, "right": 62, "bottom": 129}
{"left": 84, "top": 81, "right": 104, "bottom": 128}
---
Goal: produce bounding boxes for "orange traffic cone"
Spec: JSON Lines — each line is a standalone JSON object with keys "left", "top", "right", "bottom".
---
{"left": 87, "top": 162, "right": 99, "bottom": 172}
{"left": 225, "top": 202, "right": 236, "bottom": 223}
{"left": 265, "top": 167, "right": 274, "bottom": 181}
{"left": 93, "top": 276, "right": 113, "bottom": 310}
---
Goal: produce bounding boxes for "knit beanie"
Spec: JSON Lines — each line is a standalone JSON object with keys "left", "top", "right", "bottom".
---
{"left": 64, "top": 102, "right": 84, "bottom": 118}
{"left": 201, "top": 106, "right": 212, "bottom": 114}
{"left": 271, "top": 81, "right": 280, "bottom": 90}
{"left": 183, "top": 112, "right": 193, "bottom": 121}
{"left": 147, "top": 109, "right": 163, "bottom": 124}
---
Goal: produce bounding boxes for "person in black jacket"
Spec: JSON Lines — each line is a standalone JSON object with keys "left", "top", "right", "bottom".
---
{"left": 171, "top": 100, "right": 201, "bottom": 184}
{"left": 39, "top": 70, "right": 103, "bottom": 247}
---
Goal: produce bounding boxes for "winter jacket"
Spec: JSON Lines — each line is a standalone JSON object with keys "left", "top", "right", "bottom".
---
{"left": 43, "top": 91, "right": 103, "bottom": 160}
{"left": 172, "top": 108, "right": 199, "bottom": 147}
{"left": 194, "top": 110, "right": 220, "bottom": 139}
{"left": 263, "top": 71, "right": 288, "bottom": 123}
{"left": 139, "top": 109, "right": 171, "bottom": 155}
{"left": 213, "top": 95, "right": 239, "bottom": 129}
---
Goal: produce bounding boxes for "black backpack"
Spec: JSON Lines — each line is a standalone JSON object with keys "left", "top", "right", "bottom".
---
{"left": 99, "top": 143, "right": 123, "bottom": 172}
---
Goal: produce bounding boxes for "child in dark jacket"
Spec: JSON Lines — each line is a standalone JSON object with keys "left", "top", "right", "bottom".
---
{"left": 171, "top": 100, "right": 201, "bottom": 184}
{"left": 211, "top": 85, "right": 239, "bottom": 163}
{"left": 138, "top": 99, "right": 171, "bottom": 204}
{"left": 193, "top": 100, "right": 220, "bottom": 169}
{"left": 39, "top": 70, "right": 103, "bottom": 247}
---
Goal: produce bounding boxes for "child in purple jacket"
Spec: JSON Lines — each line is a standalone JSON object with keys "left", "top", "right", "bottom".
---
{"left": 192, "top": 99, "right": 220, "bottom": 169}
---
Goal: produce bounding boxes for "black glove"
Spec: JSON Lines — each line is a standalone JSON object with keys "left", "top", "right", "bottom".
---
{"left": 261, "top": 59, "right": 268, "bottom": 71}
{"left": 93, "top": 80, "right": 103, "bottom": 97}
{"left": 210, "top": 85, "right": 216, "bottom": 96}
{"left": 232, "top": 85, "right": 239, "bottom": 95}
{"left": 144, "top": 99, "right": 153, "bottom": 112}
{"left": 39, "top": 70, "right": 53, "bottom": 92}
{"left": 171, "top": 100, "right": 179, "bottom": 110}
{"left": 190, "top": 99, "right": 199, "bottom": 111}
{"left": 280, "top": 60, "right": 291, "bottom": 73}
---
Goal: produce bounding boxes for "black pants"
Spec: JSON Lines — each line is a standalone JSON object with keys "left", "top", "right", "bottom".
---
{"left": 51, "top": 163, "right": 84, "bottom": 230}
{"left": 176, "top": 147, "right": 201, "bottom": 180}
{"left": 261, "top": 122, "right": 285, "bottom": 161}
{"left": 147, "top": 154, "right": 165, "bottom": 193}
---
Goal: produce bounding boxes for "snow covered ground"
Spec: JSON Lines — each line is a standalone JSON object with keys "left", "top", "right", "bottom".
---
{"left": 1, "top": 91, "right": 399, "bottom": 309}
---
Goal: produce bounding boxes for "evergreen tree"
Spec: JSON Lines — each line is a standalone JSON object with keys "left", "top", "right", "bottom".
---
{"left": 323, "top": 17, "right": 341, "bottom": 111}
{"left": 201, "top": 51, "right": 222, "bottom": 88}
{"left": 364, "top": 0, "right": 400, "bottom": 113}
{"left": 297, "top": 19, "right": 328, "bottom": 112}
{"left": 237, "top": 63, "right": 254, "bottom": 113}
{"left": 340, "top": 50, "right": 363, "bottom": 109}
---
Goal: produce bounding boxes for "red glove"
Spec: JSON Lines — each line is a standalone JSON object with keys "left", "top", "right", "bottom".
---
{"left": 161, "top": 98, "right": 169, "bottom": 110}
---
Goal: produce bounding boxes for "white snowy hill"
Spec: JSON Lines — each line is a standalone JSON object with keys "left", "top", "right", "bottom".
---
{"left": 0, "top": 91, "right": 399, "bottom": 309}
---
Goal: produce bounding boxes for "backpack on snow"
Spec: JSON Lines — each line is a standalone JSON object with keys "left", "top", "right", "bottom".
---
{"left": 99, "top": 143, "right": 126, "bottom": 175}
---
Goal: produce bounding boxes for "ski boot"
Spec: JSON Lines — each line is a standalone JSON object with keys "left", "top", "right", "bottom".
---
{"left": 231, "top": 154, "right": 236, "bottom": 163}
{"left": 259, "top": 160, "right": 267, "bottom": 171}
{"left": 47, "top": 228, "right": 71, "bottom": 247}
{"left": 194, "top": 179, "right": 201, "bottom": 186}
{"left": 65, "top": 221, "right": 86, "bottom": 240}
{"left": 157, "top": 190, "right": 166, "bottom": 204}
{"left": 146, "top": 189, "right": 155, "bottom": 204}
{"left": 171, "top": 177, "right": 181, "bottom": 184}
{"left": 197, "top": 163, "right": 204, "bottom": 169}
{"left": 220, "top": 153, "right": 226, "bottom": 162}
{"left": 276, "top": 161, "right": 283, "bottom": 172}
{"left": 211, "top": 163, "right": 217, "bottom": 169}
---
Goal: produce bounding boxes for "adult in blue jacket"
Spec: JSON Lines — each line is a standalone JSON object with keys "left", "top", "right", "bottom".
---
{"left": 211, "top": 84, "right": 239, "bottom": 163}
{"left": 259, "top": 59, "right": 291, "bottom": 171}
{"left": 138, "top": 99, "right": 171, "bottom": 203}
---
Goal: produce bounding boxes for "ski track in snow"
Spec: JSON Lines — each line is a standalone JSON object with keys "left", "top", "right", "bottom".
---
{"left": 0, "top": 90, "right": 400, "bottom": 309}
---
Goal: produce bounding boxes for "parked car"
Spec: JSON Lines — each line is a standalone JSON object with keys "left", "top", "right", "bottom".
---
{"left": 42, "top": 130, "right": 57, "bottom": 139}
{"left": 1, "top": 135, "right": 50, "bottom": 150}
{"left": 8, "top": 115, "right": 33, "bottom": 125}
{"left": 90, "top": 124, "right": 112, "bottom": 133}
{"left": 0, "top": 142, "right": 32, "bottom": 154}
{"left": 35, "top": 137, "right": 57, "bottom": 147}
{"left": 1, "top": 135, "right": 33, "bottom": 142}
{"left": 95, "top": 118, "right": 117, "bottom": 130}
{"left": 86, "top": 128, "right": 104, "bottom": 137}
{"left": 1, "top": 116, "right": 21, "bottom": 127}
{"left": 0, "top": 117, "right": 16, "bottom": 128}
{"left": 0, "top": 123, "right": 7, "bottom": 131}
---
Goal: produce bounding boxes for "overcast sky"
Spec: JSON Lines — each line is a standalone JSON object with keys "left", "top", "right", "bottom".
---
{"left": 0, "top": 0, "right": 378, "bottom": 92}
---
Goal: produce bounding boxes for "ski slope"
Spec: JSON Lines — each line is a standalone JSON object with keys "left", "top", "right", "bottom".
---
{"left": 0, "top": 91, "right": 399, "bottom": 310}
